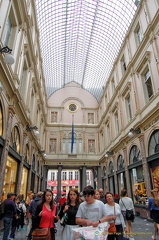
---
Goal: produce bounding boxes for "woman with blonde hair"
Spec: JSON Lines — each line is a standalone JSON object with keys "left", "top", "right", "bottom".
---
{"left": 58, "top": 188, "right": 81, "bottom": 240}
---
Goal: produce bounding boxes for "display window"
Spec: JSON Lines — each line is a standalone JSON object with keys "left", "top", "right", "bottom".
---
{"left": 108, "top": 161, "right": 115, "bottom": 194}
{"left": 20, "top": 167, "right": 28, "bottom": 199}
{"left": 129, "top": 145, "right": 147, "bottom": 205}
{"left": 3, "top": 155, "right": 18, "bottom": 199}
{"left": 117, "top": 155, "right": 126, "bottom": 194}
{"left": 118, "top": 172, "right": 125, "bottom": 194}
{"left": 130, "top": 166, "right": 147, "bottom": 205}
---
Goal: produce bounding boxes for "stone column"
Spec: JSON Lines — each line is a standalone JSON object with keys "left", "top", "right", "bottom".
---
{"left": 42, "top": 165, "right": 48, "bottom": 190}
{"left": 82, "top": 166, "right": 87, "bottom": 190}
{"left": 0, "top": 108, "right": 14, "bottom": 198}
{"left": 97, "top": 166, "right": 102, "bottom": 189}
{"left": 123, "top": 147, "right": 131, "bottom": 197}
{"left": 57, "top": 165, "right": 62, "bottom": 200}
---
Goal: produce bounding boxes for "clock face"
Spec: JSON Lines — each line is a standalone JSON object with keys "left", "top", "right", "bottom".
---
{"left": 68, "top": 103, "right": 78, "bottom": 112}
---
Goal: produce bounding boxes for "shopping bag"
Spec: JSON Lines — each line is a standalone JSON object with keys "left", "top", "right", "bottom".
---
{"left": 73, "top": 222, "right": 109, "bottom": 240}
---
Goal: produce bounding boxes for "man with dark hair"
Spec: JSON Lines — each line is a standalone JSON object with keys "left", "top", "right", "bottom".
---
{"left": 76, "top": 186, "right": 115, "bottom": 227}
{"left": 98, "top": 188, "right": 107, "bottom": 204}
{"left": 2, "top": 192, "right": 16, "bottom": 240}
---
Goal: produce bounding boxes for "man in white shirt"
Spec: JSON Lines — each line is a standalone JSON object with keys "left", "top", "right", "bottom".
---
{"left": 76, "top": 185, "right": 115, "bottom": 227}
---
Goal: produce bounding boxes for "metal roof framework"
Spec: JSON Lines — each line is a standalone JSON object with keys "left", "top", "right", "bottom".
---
{"left": 35, "top": 0, "right": 138, "bottom": 101}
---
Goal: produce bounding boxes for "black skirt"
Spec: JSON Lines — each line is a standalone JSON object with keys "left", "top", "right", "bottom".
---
{"left": 150, "top": 209, "right": 159, "bottom": 223}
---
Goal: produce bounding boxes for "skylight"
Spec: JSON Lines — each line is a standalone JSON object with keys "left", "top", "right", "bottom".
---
{"left": 35, "top": 0, "right": 138, "bottom": 101}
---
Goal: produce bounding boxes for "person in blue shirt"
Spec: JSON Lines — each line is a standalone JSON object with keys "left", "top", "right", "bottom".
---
{"left": 148, "top": 189, "right": 159, "bottom": 240}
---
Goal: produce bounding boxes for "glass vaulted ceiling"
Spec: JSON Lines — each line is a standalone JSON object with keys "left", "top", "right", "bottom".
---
{"left": 35, "top": 0, "right": 138, "bottom": 102}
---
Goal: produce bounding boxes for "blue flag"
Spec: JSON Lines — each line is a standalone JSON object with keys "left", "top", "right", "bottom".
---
{"left": 71, "top": 117, "right": 74, "bottom": 153}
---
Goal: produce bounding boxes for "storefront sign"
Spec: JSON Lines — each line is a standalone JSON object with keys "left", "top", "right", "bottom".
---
{"left": 48, "top": 180, "right": 79, "bottom": 186}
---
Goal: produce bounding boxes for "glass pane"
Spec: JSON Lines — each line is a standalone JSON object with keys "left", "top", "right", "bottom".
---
{"left": 35, "top": 0, "right": 137, "bottom": 101}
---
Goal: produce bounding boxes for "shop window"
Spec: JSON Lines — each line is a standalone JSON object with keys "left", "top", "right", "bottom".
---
{"left": 129, "top": 145, "right": 147, "bottom": 205}
{"left": 3, "top": 155, "right": 18, "bottom": 199}
{"left": 131, "top": 167, "right": 147, "bottom": 205}
{"left": 108, "top": 161, "right": 115, "bottom": 194}
{"left": 51, "top": 172, "right": 55, "bottom": 181}
{"left": 10, "top": 126, "right": 20, "bottom": 153}
{"left": 75, "top": 171, "right": 79, "bottom": 180}
{"left": 62, "top": 171, "right": 67, "bottom": 180}
{"left": 103, "top": 166, "right": 106, "bottom": 178}
{"left": 69, "top": 171, "right": 73, "bottom": 180}
{"left": 0, "top": 103, "right": 3, "bottom": 136}
{"left": 20, "top": 167, "right": 28, "bottom": 198}
{"left": 117, "top": 155, "right": 125, "bottom": 194}
{"left": 148, "top": 130, "right": 159, "bottom": 190}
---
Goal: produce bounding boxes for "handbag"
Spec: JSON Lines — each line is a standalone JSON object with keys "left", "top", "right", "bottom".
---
{"left": 60, "top": 212, "right": 68, "bottom": 227}
{"left": 108, "top": 204, "right": 116, "bottom": 233}
{"left": 32, "top": 228, "right": 50, "bottom": 240}
{"left": 121, "top": 198, "right": 135, "bottom": 221}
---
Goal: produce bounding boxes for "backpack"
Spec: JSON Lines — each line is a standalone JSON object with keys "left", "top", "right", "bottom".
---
{"left": 0, "top": 202, "right": 5, "bottom": 220}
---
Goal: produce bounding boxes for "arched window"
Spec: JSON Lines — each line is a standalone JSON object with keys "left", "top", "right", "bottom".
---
{"left": 103, "top": 166, "right": 106, "bottom": 178}
{"left": 32, "top": 154, "right": 35, "bottom": 170}
{"left": 10, "top": 126, "right": 20, "bottom": 153}
{"left": 0, "top": 103, "right": 3, "bottom": 136}
{"left": 109, "top": 161, "right": 114, "bottom": 175}
{"left": 24, "top": 144, "right": 30, "bottom": 163}
{"left": 129, "top": 145, "right": 142, "bottom": 164}
{"left": 148, "top": 130, "right": 159, "bottom": 156}
{"left": 117, "top": 155, "right": 124, "bottom": 170}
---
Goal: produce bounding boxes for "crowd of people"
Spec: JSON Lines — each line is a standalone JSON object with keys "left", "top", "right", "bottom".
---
{"left": 0, "top": 186, "right": 158, "bottom": 240}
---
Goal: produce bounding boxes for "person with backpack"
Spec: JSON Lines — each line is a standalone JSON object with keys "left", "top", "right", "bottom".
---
{"left": 2, "top": 192, "right": 16, "bottom": 240}
{"left": 27, "top": 191, "right": 43, "bottom": 240}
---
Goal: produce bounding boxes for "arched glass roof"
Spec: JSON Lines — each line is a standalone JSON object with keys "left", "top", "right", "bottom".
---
{"left": 35, "top": 0, "right": 139, "bottom": 101}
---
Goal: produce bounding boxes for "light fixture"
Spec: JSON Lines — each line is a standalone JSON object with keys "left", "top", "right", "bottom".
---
{"left": 128, "top": 128, "right": 141, "bottom": 137}
{"left": 0, "top": 46, "right": 15, "bottom": 65}
{"left": 105, "top": 151, "right": 114, "bottom": 158}
{"left": 26, "top": 125, "right": 39, "bottom": 135}
{"left": 38, "top": 150, "right": 46, "bottom": 158}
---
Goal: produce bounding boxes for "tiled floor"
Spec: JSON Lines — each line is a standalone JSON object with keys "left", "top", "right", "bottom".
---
{"left": 0, "top": 216, "right": 156, "bottom": 240}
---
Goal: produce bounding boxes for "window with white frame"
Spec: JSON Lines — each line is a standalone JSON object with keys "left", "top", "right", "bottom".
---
{"left": 121, "top": 55, "right": 127, "bottom": 75}
{"left": 51, "top": 172, "right": 55, "bottom": 181}
{"left": 3, "top": 8, "right": 17, "bottom": 49}
{"left": 114, "top": 110, "right": 119, "bottom": 134}
{"left": 111, "top": 78, "right": 115, "bottom": 94}
{"left": 69, "top": 171, "right": 73, "bottom": 180}
{"left": 86, "top": 171, "right": 89, "bottom": 181}
{"left": 106, "top": 123, "right": 111, "bottom": 144}
{"left": 142, "top": 68, "right": 153, "bottom": 101}
{"left": 62, "top": 137, "right": 83, "bottom": 154}
{"left": 62, "top": 171, "right": 67, "bottom": 180}
{"left": 125, "top": 94, "right": 132, "bottom": 121}
{"left": 105, "top": 93, "right": 108, "bottom": 107}
{"left": 135, "top": 23, "right": 143, "bottom": 45}
{"left": 75, "top": 171, "right": 79, "bottom": 180}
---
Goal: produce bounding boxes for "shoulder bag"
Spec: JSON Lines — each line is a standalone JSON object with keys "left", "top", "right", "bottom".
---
{"left": 121, "top": 198, "right": 135, "bottom": 221}
{"left": 108, "top": 204, "right": 116, "bottom": 233}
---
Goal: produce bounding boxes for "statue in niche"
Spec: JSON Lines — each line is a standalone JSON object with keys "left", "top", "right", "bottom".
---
{"left": 88, "top": 140, "right": 95, "bottom": 153}
{"left": 51, "top": 112, "right": 57, "bottom": 123}
{"left": 88, "top": 113, "right": 94, "bottom": 124}
{"left": 50, "top": 139, "right": 56, "bottom": 153}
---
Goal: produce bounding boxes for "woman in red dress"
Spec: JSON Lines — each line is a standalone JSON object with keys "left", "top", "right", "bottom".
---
{"left": 34, "top": 189, "right": 58, "bottom": 240}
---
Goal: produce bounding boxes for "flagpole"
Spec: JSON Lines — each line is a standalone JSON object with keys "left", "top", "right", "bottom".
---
{"left": 71, "top": 115, "right": 74, "bottom": 153}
